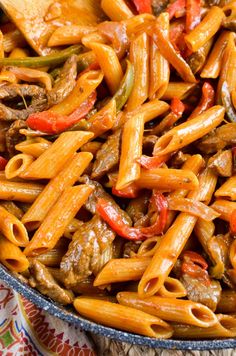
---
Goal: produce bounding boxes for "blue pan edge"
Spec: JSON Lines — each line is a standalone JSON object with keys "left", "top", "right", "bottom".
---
{"left": 1, "top": 264, "right": 236, "bottom": 351}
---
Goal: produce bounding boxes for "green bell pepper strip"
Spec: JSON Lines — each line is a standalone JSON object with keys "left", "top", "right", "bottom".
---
{"left": 0, "top": 45, "right": 82, "bottom": 68}
{"left": 221, "top": 81, "right": 236, "bottom": 122}
{"left": 112, "top": 60, "right": 134, "bottom": 111}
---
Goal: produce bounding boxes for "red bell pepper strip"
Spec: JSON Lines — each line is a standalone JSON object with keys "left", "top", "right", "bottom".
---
{"left": 131, "top": 0, "right": 152, "bottom": 14}
{"left": 167, "top": 0, "right": 186, "bottom": 20}
{"left": 230, "top": 209, "right": 236, "bottom": 235}
{"left": 96, "top": 198, "right": 144, "bottom": 240}
{"left": 26, "top": 92, "right": 96, "bottom": 134}
{"left": 140, "top": 192, "right": 168, "bottom": 237}
{"left": 187, "top": 82, "right": 215, "bottom": 120}
{"left": 0, "top": 156, "right": 8, "bottom": 170}
{"left": 137, "top": 153, "right": 170, "bottom": 170}
{"left": 171, "top": 97, "right": 185, "bottom": 116}
{"left": 96, "top": 192, "right": 168, "bottom": 240}
{"left": 186, "top": 0, "right": 201, "bottom": 33}
{"left": 181, "top": 250, "right": 211, "bottom": 285}
{"left": 112, "top": 184, "right": 140, "bottom": 198}
{"left": 170, "top": 22, "right": 185, "bottom": 52}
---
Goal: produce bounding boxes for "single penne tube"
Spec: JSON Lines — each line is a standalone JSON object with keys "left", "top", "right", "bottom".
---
{"left": 161, "top": 82, "right": 197, "bottom": 100}
{"left": 36, "top": 247, "right": 67, "bottom": 267}
{"left": 126, "top": 32, "right": 149, "bottom": 111}
{"left": 216, "top": 32, "right": 236, "bottom": 103}
{"left": 194, "top": 219, "right": 215, "bottom": 253}
{"left": 0, "top": 206, "right": 28, "bottom": 246}
{"left": 15, "top": 137, "right": 52, "bottom": 158}
{"left": 23, "top": 185, "right": 93, "bottom": 256}
{"left": 195, "top": 168, "right": 218, "bottom": 205}
{"left": 22, "top": 152, "right": 93, "bottom": 231}
{"left": 89, "top": 42, "right": 123, "bottom": 95}
{"left": 157, "top": 277, "right": 187, "bottom": 299}
{"left": 0, "top": 201, "right": 24, "bottom": 220}
{"left": 0, "top": 234, "right": 29, "bottom": 272}
{"left": 201, "top": 31, "right": 232, "bottom": 79}
{"left": 74, "top": 297, "right": 173, "bottom": 338}
{"left": 136, "top": 168, "right": 199, "bottom": 191}
{"left": 215, "top": 176, "right": 236, "bottom": 200}
{"left": 21, "top": 131, "right": 93, "bottom": 180}
{"left": 50, "top": 70, "right": 104, "bottom": 115}
{"left": 211, "top": 199, "right": 236, "bottom": 221}
{"left": 115, "top": 99, "right": 169, "bottom": 129}
{"left": 0, "top": 180, "right": 43, "bottom": 202}
{"left": 48, "top": 25, "right": 96, "bottom": 46}
{"left": 117, "top": 292, "right": 217, "bottom": 327}
{"left": 172, "top": 314, "right": 236, "bottom": 339}
{"left": 138, "top": 165, "right": 213, "bottom": 297}
{"left": 116, "top": 114, "right": 144, "bottom": 190}
{"left": 137, "top": 236, "right": 162, "bottom": 257}
{"left": 165, "top": 155, "right": 204, "bottom": 228}
{"left": 167, "top": 197, "right": 220, "bottom": 221}
{"left": 152, "top": 14, "right": 196, "bottom": 83}
{"left": 217, "top": 291, "right": 236, "bottom": 314}
{"left": 153, "top": 106, "right": 225, "bottom": 156}
{"left": 93, "top": 257, "right": 151, "bottom": 287}
{"left": 101, "top": 0, "right": 133, "bottom": 21}
{"left": 124, "top": 14, "right": 155, "bottom": 36}
{"left": 149, "top": 15, "right": 169, "bottom": 99}
{"left": 81, "top": 32, "right": 106, "bottom": 48}
{"left": 5, "top": 153, "right": 34, "bottom": 179}
{"left": 185, "top": 6, "right": 225, "bottom": 52}
{"left": 230, "top": 240, "right": 236, "bottom": 270}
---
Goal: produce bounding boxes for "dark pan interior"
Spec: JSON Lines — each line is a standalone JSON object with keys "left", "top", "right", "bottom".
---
{"left": 1, "top": 263, "right": 236, "bottom": 351}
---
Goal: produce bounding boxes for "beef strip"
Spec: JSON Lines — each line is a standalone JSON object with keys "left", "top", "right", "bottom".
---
{"left": 208, "top": 234, "right": 232, "bottom": 279}
{"left": 123, "top": 241, "right": 141, "bottom": 258}
{"left": 29, "top": 260, "right": 74, "bottom": 305}
{"left": 60, "top": 215, "right": 115, "bottom": 287}
{"left": 180, "top": 273, "right": 222, "bottom": 311}
{"left": 5, "top": 119, "right": 27, "bottom": 157}
{"left": 151, "top": 0, "right": 169, "bottom": 15}
{"left": 208, "top": 150, "right": 232, "bottom": 177}
{"left": 0, "top": 84, "right": 47, "bottom": 121}
{"left": 197, "top": 123, "right": 236, "bottom": 154}
{"left": 47, "top": 55, "right": 77, "bottom": 106}
{"left": 92, "top": 129, "right": 121, "bottom": 179}
{"left": 126, "top": 192, "right": 150, "bottom": 224}
{"left": 79, "top": 175, "right": 132, "bottom": 225}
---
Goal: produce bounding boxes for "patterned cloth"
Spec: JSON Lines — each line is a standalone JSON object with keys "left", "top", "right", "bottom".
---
{"left": 0, "top": 282, "right": 96, "bottom": 356}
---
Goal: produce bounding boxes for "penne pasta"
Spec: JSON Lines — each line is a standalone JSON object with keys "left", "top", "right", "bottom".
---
{"left": 21, "top": 131, "right": 93, "bottom": 180}
{"left": 23, "top": 185, "right": 93, "bottom": 256}
{"left": 15, "top": 137, "right": 52, "bottom": 158}
{"left": 201, "top": 31, "right": 232, "bottom": 79}
{"left": 0, "top": 234, "right": 29, "bottom": 272}
{"left": 48, "top": 25, "right": 96, "bottom": 47}
{"left": 185, "top": 7, "right": 225, "bottom": 52}
{"left": 5, "top": 153, "right": 34, "bottom": 179}
{"left": 89, "top": 42, "right": 123, "bottom": 95}
{"left": 137, "top": 168, "right": 199, "bottom": 191}
{"left": 153, "top": 106, "right": 225, "bottom": 156}
{"left": 101, "top": 0, "right": 133, "bottom": 21}
{"left": 149, "top": 15, "right": 170, "bottom": 99}
{"left": 126, "top": 32, "right": 149, "bottom": 111}
{"left": 94, "top": 257, "right": 151, "bottom": 287}
{"left": 22, "top": 152, "right": 93, "bottom": 231}
{"left": 211, "top": 199, "right": 236, "bottom": 222}
{"left": 172, "top": 314, "right": 236, "bottom": 339}
{"left": 230, "top": 240, "right": 236, "bottom": 270}
{"left": 0, "top": 180, "right": 43, "bottom": 202}
{"left": 137, "top": 236, "right": 162, "bottom": 257}
{"left": 50, "top": 70, "right": 104, "bottom": 115}
{"left": 215, "top": 176, "right": 236, "bottom": 201}
{"left": 162, "top": 82, "right": 197, "bottom": 100}
{"left": 0, "top": 206, "right": 28, "bottom": 246}
{"left": 117, "top": 292, "right": 218, "bottom": 327}
{"left": 74, "top": 297, "right": 173, "bottom": 338}
{"left": 157, "top": 278, "right": 187, "bottom": 299}
{"left": 0, "top": 201, "right": 23, "bottom": 220}
{"left": 116, "top": 114, "right": 144, "bottom": 190}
